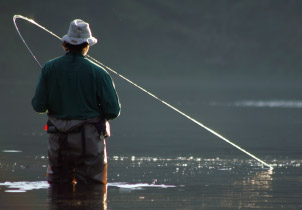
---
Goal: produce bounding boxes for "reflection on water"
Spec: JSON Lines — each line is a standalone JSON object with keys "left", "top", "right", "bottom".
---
{"left": 107, "top": 156, "right": 301, "bottom": 209}
{"left": 1, "top": 150, "right": 22, "bottom": 153}
{"left": 0, "top": 156, "right": 301, "bottom": 209}
{"left": 0, "top": 181, "right": 48, "bottom": 192}
{"left": 234, "top": 100, "right": 302, "bottom": 108}
{"left": 210, "top": 100, "right": 302, "bottom": 109}
{"left": 0, "top": 181, "right": 176, "bottom": 192}
{"left": 48, "top": 184, "right": 107, "bottom": 210}
{"left": 230, "top": 170, "right": 273, "bottom": 209}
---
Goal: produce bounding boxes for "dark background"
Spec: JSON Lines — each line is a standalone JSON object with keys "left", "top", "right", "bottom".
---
{"left": 3, "top": 0, "right": 302, "bottom": 80}
{"left": 1, "top": 0, "right": 302, "bottom": 158}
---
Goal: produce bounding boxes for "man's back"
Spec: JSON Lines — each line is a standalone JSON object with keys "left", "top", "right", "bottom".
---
{"left": 32, "top": 51, "right": 120, "bottom": 120}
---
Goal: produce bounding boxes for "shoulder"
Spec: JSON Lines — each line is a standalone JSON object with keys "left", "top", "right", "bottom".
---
{"left": 42, "top": 55, "right": 65, "bottom": 70}
{"left": 47, "top": 55, "right": 66, "bottom": 65}
{"left": 83, "top": 57, "right": 111, "bottom": 77}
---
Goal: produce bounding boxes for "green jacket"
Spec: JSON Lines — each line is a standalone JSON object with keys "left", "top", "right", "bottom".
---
{"left": 32, "top": 52, "right": 121, "bottom": 120}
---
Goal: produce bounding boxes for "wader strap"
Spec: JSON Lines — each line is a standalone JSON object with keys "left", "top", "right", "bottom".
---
{"left": 81, "top": 127, "right": 86, "bottom": 156}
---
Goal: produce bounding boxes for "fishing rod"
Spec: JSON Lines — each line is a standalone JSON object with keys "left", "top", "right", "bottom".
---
{"left": 13, "top": 15, "right": 273, "bottom": 170}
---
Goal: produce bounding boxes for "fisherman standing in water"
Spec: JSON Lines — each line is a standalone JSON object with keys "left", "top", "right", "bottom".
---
{"left": 32, "top": 19, "right": 121, "bottom": 185}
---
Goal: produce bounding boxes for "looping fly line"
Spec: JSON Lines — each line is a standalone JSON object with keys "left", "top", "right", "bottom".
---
{"left": 13, "top": 15, "right": 273, "bottom": 170}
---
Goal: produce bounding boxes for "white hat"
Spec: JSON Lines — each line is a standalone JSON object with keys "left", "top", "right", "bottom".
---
{"left": 61, "top": 19, "right": 98, "bottom": 46}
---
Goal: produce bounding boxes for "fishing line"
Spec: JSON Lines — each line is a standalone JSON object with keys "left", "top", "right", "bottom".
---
{"left": 13, "top": 15, "right": 273, "bottom": 170}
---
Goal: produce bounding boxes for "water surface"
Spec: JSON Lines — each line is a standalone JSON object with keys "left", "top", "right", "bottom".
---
{"left": 0, "top": 79, "right": 301, "bottom": 209}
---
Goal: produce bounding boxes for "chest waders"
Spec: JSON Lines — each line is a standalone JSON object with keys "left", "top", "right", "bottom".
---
{"left": 46, "top": 117, "right": 108, "bottom": 185}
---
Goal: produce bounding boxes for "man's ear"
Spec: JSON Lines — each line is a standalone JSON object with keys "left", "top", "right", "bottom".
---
{"left": 62, "top": 42, "right": 68, "bottom": 52}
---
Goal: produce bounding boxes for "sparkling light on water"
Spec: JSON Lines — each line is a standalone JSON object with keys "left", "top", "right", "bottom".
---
{"left": 2, "top": 150, "right": 22, "bottom": 153}
{"left": 0, "top": 181, "right": 175, "bottom": 193}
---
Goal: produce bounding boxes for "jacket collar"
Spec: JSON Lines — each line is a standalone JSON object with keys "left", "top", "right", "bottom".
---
{"left": 65, "top": 51, "right": 85, "bottom": 57}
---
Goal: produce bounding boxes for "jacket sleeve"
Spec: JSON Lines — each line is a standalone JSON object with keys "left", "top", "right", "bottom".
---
{"left": 32, "top": 67, "right": 48, "bottom": 113}
{"left": 97, "top": 71, "right": 121, "bottom": 120}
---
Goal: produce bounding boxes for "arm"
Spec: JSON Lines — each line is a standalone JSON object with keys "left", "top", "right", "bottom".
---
{"left": 32, "top": 67, "right": 48, "bottom": 113}
{"left": 98, "top": 71, "right": 121, "bottom": 120}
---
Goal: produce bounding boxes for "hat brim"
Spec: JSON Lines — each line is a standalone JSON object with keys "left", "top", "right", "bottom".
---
{"left": 61, "top": 35, "right": 98, "bottom": 46}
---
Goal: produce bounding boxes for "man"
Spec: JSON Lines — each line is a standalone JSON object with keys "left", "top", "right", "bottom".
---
{"left": 32, "top": 19, "right": 121, "bottom": 185}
